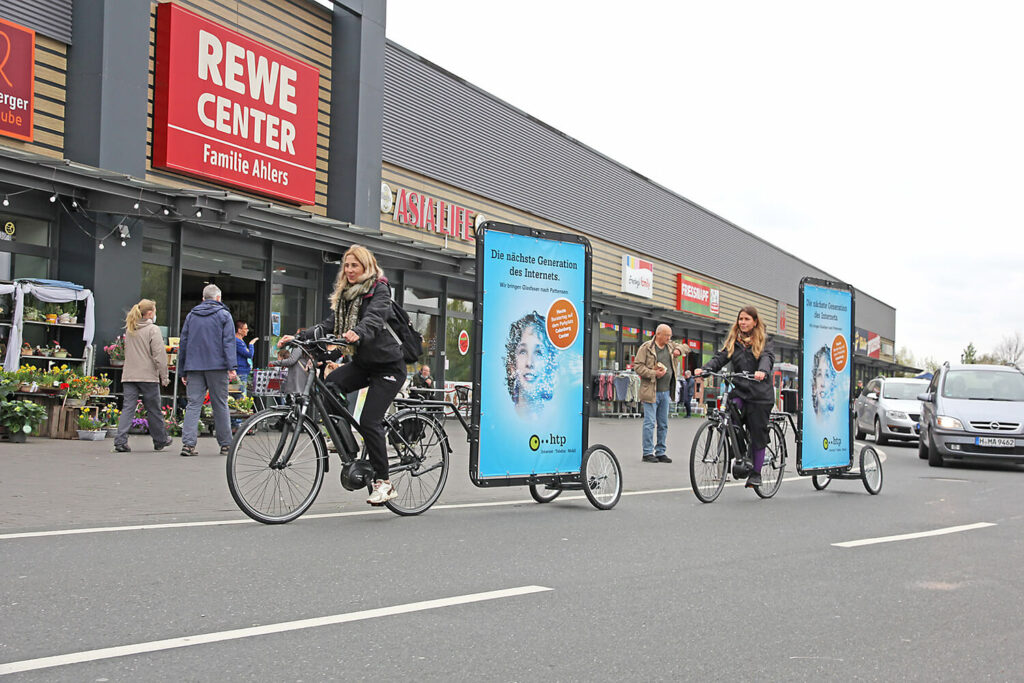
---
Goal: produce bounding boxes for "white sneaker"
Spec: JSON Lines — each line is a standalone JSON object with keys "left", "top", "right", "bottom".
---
{"left": 367, "top": 480, "right": 398, "bottom": 505}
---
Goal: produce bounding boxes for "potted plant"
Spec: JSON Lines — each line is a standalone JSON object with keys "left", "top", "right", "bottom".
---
{"left": 161, "top": 404, "right": 182, "bottom": 437}
{"left": 76, "top": 408, "right": 106, "bottom": 441}
{"left": 52, "top": 340, "right": 70, "bottom": 358}
{"left": 129, "top": 399, "right": 149, "bottom": 434}
{"left": 101, "top": 405, "right": 121, "bottom": 437}
{"left": 0, "top": 399, "right": 48, "bottom": 442}
{"left": 0, "top": 371, "right": 18, "bottom": 400}
{"left": 93, "top": 373, "right": 112, "bottom": 396}
{"left": 104, "top": 336, "right": 126, "bottom": 366}
{"left": 15, "top": 365, "right": 41, "bottom": 392}
{"left": 43, "top": 302, "right": 60, "bottom": 324}
{"left": 63, "top": 376, "right": 93, "bottom": 407}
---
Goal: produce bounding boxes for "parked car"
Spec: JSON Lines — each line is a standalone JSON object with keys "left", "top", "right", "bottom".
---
{"left": 918, "top": 363, "right": 1024, "bottom": 467}
{"left": 854, "top": 376, "right": 929, "bottom": 444}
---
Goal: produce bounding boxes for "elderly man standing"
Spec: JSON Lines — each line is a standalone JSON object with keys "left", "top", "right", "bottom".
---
{"left": 178, "top": 284, "right": 237, "bottom": 457}
{"left": 634, "top": 324, "right": 687, "bottom": 463}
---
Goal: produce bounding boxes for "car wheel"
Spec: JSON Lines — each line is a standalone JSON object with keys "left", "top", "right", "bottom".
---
{"left": 854, "top": 413, "right": 866, "bottom": 440}
{"left": 918, "top": 426, "right": 928, "bottom": 459}
{"left": 874, "top": 418, "right": 888, "bottom": 446}
{"left": 926, "top": 432, "right": 943, "bottom": 467}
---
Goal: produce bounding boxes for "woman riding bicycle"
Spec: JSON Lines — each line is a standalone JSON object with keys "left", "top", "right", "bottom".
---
{"left": 695, "top": 306, "right": 775, "bottom": 487}
{"left": 278, "top": 245, "right": 405, "bottom": 506}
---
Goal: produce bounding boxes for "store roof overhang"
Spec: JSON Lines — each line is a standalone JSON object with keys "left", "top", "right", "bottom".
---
{"left": 853, "top": 355, "right": 921, "bottom": 375}
{"left": 0, "top": 147, "right": 475, "bottom": 274}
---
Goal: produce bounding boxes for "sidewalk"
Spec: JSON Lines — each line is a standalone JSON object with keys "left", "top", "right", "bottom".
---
{"left": 0, "top": 416, "right": 708, "bottom": 532}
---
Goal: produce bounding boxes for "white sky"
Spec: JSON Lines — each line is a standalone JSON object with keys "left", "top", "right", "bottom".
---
{"left": 384, "top": 0, "right": 1024, "bottom": 367}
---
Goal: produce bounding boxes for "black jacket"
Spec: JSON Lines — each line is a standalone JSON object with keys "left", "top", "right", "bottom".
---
{"left": 300, "top": 279, "right": 403, "bottom": 367}
{"left": 702, "top": 339, "right": 776, "bottom": 404}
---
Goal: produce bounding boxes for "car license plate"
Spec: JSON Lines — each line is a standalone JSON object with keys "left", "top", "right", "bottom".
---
{"left": 976, "top": 437, "right": 1015, "bottom": 448}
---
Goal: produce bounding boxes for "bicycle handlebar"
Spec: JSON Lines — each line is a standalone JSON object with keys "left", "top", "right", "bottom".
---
{"left": 697, "top": 370, "right": 763, "bottom": 382}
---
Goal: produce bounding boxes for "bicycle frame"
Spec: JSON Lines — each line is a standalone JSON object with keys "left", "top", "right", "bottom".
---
{"left": 702, "top": 376, "right": 749, "bottom": 469}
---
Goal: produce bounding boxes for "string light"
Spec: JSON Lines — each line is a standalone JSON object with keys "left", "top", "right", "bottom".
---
{"left": 121, "top": 240, "right": 127, "bottom": 247}
{"left": 163, "top": 208, "right": 170, "bottom": 216}
{"left": 98, "top": 242, "right": 105, "bottom": 250}
{"left": 195, "top": 210, "right": 202, "bottom": 218}
{"left": 49, "top": 193, "right": 57, "bottom": 202}
{"left": 133, "top": 201, "right": 140, "bottom": 210}
{"left": 2, "top": 196, "right": 8, "bottom": 207}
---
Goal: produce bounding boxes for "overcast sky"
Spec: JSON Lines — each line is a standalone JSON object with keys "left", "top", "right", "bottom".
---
{"left": 384, "top": 1, "right": 1023, "bottom": 366}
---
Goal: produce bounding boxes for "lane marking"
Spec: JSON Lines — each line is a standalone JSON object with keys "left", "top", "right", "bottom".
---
{"left": 0, "top": 476, "right": 806, "bottom": 541}
{"left": 0, "top": 585, "right": 552, "bottom": 676}
{"left": 832, "top": 522, "right": 996, "bottom": 548}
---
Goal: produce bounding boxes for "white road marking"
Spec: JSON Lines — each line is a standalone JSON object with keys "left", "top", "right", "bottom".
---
{"left": 832, "top": 522, "right": 996, "bottom": 548}
{"left": 0, "top": 476, "right": 806, "bottom": 541}
{"left": 0, "top": 585, "right": 552, "bottom": 676}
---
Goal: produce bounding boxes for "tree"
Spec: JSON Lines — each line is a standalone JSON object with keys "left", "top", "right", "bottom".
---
{"left": 920, "top": 356, "right": 940, "bottom": 373}
{"left": 961, "top": 342, "right": 977, "bottom": 364}
{"left": 994, "top": 331, "right": 1024, "bottom": 367}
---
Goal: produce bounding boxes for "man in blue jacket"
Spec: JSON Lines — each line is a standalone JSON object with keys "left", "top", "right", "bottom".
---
{"left": 178, "top": 284, "right": 237, "bottom": 456}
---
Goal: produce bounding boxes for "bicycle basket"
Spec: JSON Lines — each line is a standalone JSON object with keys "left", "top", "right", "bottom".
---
{"left": 253, "top": 367, "right": 287, "bottom": 396}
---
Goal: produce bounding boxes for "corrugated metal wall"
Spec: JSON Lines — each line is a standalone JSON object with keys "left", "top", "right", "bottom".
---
{"left": 0, "top": 0, "right": 72, "bottom": 44}
{"left": 381, "top": 41, "right": 896, "bottom": 340}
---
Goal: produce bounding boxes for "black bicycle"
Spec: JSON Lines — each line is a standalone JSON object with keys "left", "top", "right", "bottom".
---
{"left": 689, "top": 371, "right": 788, "bottom": 503}
{"left": 226, "top": 336, "right": 453, "bottom": 523}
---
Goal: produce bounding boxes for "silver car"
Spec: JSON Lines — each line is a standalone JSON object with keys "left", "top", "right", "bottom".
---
{"left": 855, "top": 376, "right": 929, "bottom": 444}
{"left": 919, "top": 363, "right": 1024, "bottom": 467}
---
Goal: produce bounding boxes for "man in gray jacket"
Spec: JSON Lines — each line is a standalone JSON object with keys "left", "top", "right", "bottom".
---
{"left": 178, "top": 284, "right": 236, "bottom": 456}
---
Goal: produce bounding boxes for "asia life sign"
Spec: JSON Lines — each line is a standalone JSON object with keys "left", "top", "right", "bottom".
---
{"left": 675, "top": 274, "right": 720, "bottom": 318}
{"left": 385, "top": 184, "right": 476, "bottom": 242}
{"left": 621, "top": 254, "right": 653, "bottom": 298}
{"left": 0, "top": 17, "right": 35, "bottom": 142}
{"left": 153, "top": 3, "right": 320, "bottom": 205}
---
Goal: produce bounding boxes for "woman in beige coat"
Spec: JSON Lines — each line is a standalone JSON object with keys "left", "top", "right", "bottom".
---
{"left": 112, "top": 299, "right": 172, "bottom": 453}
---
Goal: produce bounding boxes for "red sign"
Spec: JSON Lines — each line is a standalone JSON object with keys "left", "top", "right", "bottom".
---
{"left": 390, "top": 186, "right": 476, "bottom": 242}
{"left": 152, "top": 3, "right": 320, "bottom": 204}
{"left": 458, "top": 329, "right": 470, "bottom": 355}
{"left": 0, "top": 17, "right": 35, "bottom": 142}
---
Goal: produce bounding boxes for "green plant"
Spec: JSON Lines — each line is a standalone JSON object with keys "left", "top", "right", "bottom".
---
{"left": 77, "top": 409, "right": 103, "bottom": 431}
{"left": 0, "top": 371, "right": 18, "bottom": 399}
{"left": 0, "top": 400, "right": 48, "bottom": 434}
{"left": 101, "top": 405, "right": 120, "bottom": 427}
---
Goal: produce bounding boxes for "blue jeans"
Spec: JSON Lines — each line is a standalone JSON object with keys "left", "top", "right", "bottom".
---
{"left": 642, "top": 390, "right": 671, "bottom": 457}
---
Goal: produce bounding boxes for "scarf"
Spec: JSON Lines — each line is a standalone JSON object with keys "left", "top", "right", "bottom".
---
{"left": 333, "top": 277, "right": 377, "bottom": 356}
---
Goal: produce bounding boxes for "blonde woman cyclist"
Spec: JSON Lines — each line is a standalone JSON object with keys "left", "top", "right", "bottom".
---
{"left": 695, "top": 306, "right": 775, "bottom": 486}
{"left": 112, "top": 299, "right": 172, "bottom": 453}
{"left": 278, "top": 245, "right": 405, "bottom": 506}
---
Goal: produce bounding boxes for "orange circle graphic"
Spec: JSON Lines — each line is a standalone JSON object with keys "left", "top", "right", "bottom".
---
{"left": 546, "top": 298, "right": 579, "bottom": 350}
{"left": 831, "top": 334, "right": 848, "bottom": 373}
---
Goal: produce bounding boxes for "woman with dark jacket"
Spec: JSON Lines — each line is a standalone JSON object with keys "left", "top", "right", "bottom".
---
{"left": 277, "top": 245, "right": 404, "bottom": 506}
{"left": 695, "top": 305, "right": 775, "bottom": 487}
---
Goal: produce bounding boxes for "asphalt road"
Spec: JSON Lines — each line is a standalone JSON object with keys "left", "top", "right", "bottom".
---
{"left": 1, "top": 421, "right": 1022, "bottom": 681}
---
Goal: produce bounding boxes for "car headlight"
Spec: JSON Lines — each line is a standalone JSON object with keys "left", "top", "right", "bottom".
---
{"left": 936, "top": 415, "right": 964, "bottom": 430}
{"left": 887, "top": 410, "right": 908, "bottom": 420}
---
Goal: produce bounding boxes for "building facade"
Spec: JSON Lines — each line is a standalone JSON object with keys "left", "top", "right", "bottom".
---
{"left": 0, "top": 0, "right": 906, "bottom": 409}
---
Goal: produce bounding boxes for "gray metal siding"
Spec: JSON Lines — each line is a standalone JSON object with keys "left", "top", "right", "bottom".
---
{"left": 0, "top": 0, "right": 72, "bottom": 44}
{"left": 381, "top": 41, "right": 896, "bottom": 338}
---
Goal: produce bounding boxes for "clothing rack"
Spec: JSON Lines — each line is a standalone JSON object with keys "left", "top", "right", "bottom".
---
{"left": 593, "top": 370, "right": 641, "bottom": 418}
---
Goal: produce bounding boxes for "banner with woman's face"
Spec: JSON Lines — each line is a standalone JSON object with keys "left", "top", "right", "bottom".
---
{"left": 474, "top": 227, "right": 588, "bottom": 480}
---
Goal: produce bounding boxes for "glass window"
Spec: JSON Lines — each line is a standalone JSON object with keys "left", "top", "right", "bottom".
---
{"left": 445, "top": 316, "right": 472, "bottom": 382}
{"left": 1, "top": 252, "right": 47, "bottom": 279}
{"left": 182, "top": 246, "right": 265, "bottom": 274}
{"left": 598, "top": 343, "right": 617, "bottom": 371}
{"left": 143, "top": 240, "right": 174, "bottom": 259}
{"left": 447, "top": 297, "right": 473, "bottom": 319}
{"left": 140, "top": 263, "right": 172, "bottom": 335}
{"left": 405, "top": 287, "right": 439, "bottom": 310}
{"left": 599, "top": 323, "right": 618, "bottom": 343}
{"left": 622, "top": 325, "right": 639, "bottom": 343}
{"left": 269, "top": 283, "right": 316, "bottom": 350}
{"left": 409, "top": 310, "right": 438, "bottom": 373}
{"left": 0, "top": 216, "right": 48, "bottom": 246}
{"left": 272, "top": 262, "right": 317, "bottom": 283}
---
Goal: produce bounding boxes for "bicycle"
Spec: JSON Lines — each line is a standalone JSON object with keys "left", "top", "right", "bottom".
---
{"left": 226, "top": 336, "right": 453, "bottom": 523}
{"left": 688, "top": 370, "right": 788, "bottom": 503}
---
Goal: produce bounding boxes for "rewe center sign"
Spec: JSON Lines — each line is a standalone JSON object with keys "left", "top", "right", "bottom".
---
{"left": 153, "top": 3, "right": 320, "bottom": 205}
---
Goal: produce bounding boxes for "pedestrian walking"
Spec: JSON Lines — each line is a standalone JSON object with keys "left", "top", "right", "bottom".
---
{"left": 234, "top": 320, "right": 257, "bottom": 394}
{"left": 634, "top": 324, "right": 687, "bottom": 463}
{"left": 681, "top": 369, "right": 695, "bottom": 417}
{"left": 178, "top": 284, "right": 236, "bottom": 456}
{"left": 112, "top": 299, "right": 172, "bottom": 453}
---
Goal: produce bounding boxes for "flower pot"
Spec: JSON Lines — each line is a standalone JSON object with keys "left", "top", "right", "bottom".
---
{"left": 77, "top": 430, "right": 106, "bottom": 441}
{"left": 69, "top": 316, "right": 78, "bottom": 324}
{"left": 94, "top": 387, "right": 110, "bottom": 396}
{"left": 65, "top": 397, "right": 85, "bottom": 407}
{"left": 58, "top": 313, "right": 71, "bottom": 323}
{"left": 3, "top": 430, "right": 28, "bottom": 443}
{"left": 45, "top": 314, "right": 58, "bottom": 324}
{"left": 110, "top": 359, "right": 124, "bottom": 367}
{"left": 54, "top": 350, "right": 70, "bottom": 358}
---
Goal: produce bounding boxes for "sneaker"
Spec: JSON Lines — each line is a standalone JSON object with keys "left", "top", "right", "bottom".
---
{"left": 220, "top": 445, "right": 230, "bottom": 456}
{"left": 154, "top": 439, "right": 173, "bottom": 451}
{"left": 642, "top": 455, "right": 658, "bottom": 463}
{"left": 180, "top": 445, "right": 198, "bottom": 457}
{"left": 112, "top": 443, "right": 131, "bottom": 453}
{"left": 657, "top": 456, "right": 673, "bottom": 463}
{"left": 746, "top": 472, "right": 763, "bottom": 488}
{"left": 366, "top": 480, "right": 398, "bottom": 505}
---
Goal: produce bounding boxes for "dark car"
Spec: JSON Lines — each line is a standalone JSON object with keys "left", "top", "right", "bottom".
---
{"left": 918, "top": 363, "right": 1024, "bottom": 467}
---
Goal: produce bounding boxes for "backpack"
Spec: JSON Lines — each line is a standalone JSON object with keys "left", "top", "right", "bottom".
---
{"left": 385, "top": 298, "right": 424, "bottom": 363}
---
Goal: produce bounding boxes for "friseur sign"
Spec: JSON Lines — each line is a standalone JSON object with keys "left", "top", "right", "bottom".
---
{"left": 0, "top": 17, "right": 35, "bottom": 142}
{"left": 152, "top": 3, "right": 320, "bottom": 205}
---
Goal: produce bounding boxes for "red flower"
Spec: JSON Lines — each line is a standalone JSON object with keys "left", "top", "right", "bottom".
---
{"left": 59, "top": 382, "right": 70, "bottom": 390}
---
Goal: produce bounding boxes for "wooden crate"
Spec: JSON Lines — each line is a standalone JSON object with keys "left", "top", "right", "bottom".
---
{"left": 50, "top": 404, "right": 100, "bottom": 440}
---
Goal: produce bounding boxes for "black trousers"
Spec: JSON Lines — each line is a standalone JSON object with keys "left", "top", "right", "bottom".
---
{"left": 326, "top": 359, "right": 405, "bottom": 480}
{"left": 732, "top": 398, "right": 772, "bottom": 451}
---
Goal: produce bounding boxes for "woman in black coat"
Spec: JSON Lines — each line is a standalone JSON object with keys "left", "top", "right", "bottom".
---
{"left": 279, "top": 245, "right": 405, "bottom": 506}
{"left": 695, "top": 306, "right": 775, "bottom": 487}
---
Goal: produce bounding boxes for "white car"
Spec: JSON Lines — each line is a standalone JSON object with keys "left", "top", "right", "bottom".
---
{"left": 854, "top": 376, "right": 930, "bottom": 444}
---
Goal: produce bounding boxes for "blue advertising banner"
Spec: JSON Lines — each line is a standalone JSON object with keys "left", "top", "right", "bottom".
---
{"left": 474, "top": 226, "right": 589, "bottom": 480}
{"left": 797, "top": 279, "right": 854, "bottom": 474}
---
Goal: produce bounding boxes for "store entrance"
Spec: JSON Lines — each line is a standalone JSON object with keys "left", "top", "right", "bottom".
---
{"left": 180, "top": 270, "right": 265, "bottom": 364}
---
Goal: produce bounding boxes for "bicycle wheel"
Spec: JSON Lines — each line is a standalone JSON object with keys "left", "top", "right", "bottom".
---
{"left": 689, "top": 421, "right": 728, "bottom": 503}
{"left": 529, "top": 484, "right": 562, "bottom": 503}
{"left": 754, "top": 424, "right": 786, "bottom": 499}
{"left": 860, "top": 446, "right": 883, "bottom": 495}
{"left": 380, "top": 409, "right": 450, "bottom": 516}
{"left": 812, "top": 474, "right": 832, "bottom": 490}
{"left": 227, "top": 408, "right": 326, "bottom": 524}
{"left": 581, "top": 444, "right": 622, "bottom": 510}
